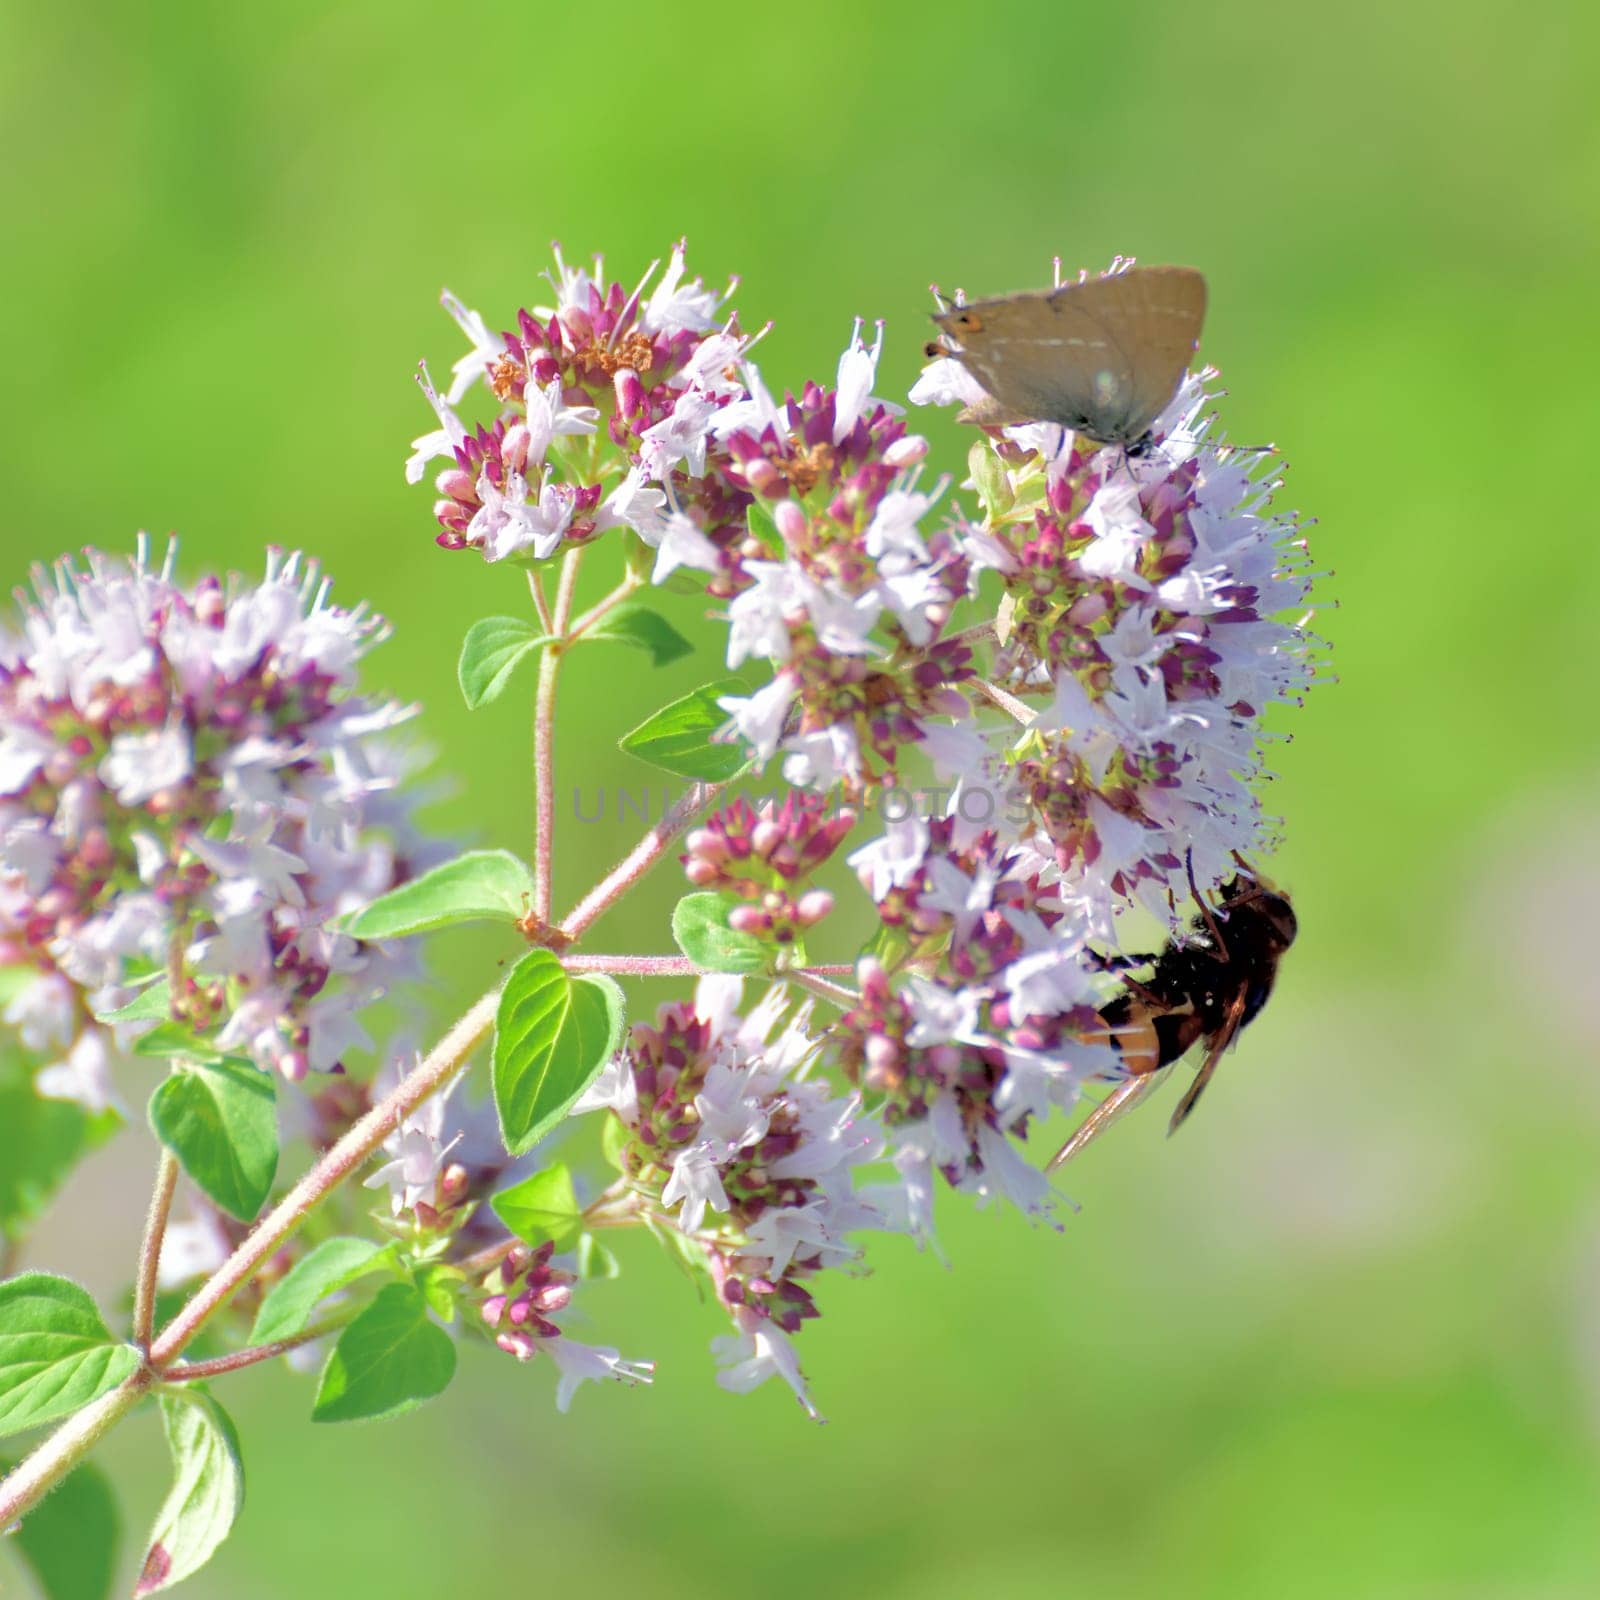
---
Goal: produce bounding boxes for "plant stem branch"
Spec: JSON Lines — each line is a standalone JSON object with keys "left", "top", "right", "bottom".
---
{"left": 559, "top": 781, "right": 724, "bottom": 942}
{"left": 532, "top": 546, "right": 586, "bottom": 918}
{"left": 561, "top": 953, "right": 855, "bottom": 978}
{"left": 163, "top": 1322, "right": 339, "bottom": 1383}
{"left": 0, "top": 1371, "right": 151, "bottom": 1532}
{"left": 131, "top": 1150, "right": 179, "bottom": 1349}
{"left": 565, "top": 572, "right": 641, "bottom": 643}
{"left": 788, "top": 970, "right": 861, "bottom": 1009}
{"left": 975, "top": 678, "right": 1035, "bottom": 725}
{"left": 527, "top": 568, "right": 553, "bottom": 635}
{"left": 148, "top": 988, "right": 499, "bottom": 1369}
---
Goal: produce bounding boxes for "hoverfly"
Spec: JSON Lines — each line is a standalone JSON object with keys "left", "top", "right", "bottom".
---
{"left": 1048, "top": 868, "right": 1297, "bottom": 1169}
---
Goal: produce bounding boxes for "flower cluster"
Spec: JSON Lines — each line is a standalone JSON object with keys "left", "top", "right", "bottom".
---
{"left": 681, "top": 791, "right": 856, "bottom": 944}
{"left": 408, "top": 240, "right": 752, "bottom": 565}
{"left": 0, "top": 540, "right": 436, "bottom": 1110}
{"left": 837, "top": 815, "right": 1115, "bottom": 1236}
{"left": 582, "top": 976, "right": 896, "bottom": 1418}
{"left": 480, "top": 1241, "right": 655, "bottom": 1412}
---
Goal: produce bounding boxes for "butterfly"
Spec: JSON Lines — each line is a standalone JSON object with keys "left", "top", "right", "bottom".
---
{"left": 929, "top": 264, "right": 1207, "bottom": 452}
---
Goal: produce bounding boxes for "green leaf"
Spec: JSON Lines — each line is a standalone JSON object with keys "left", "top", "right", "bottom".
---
{"left": 311, "top": 1283, "right": 456, "bottom": 1424}
{"left": 0, "top": 1274, "right": 139, "bottom": 1439}
{"left": 94, "top": 977, "right": 173, "bottom": 1023}
{"left": 492, "top": 954, "right": 624, "bottom": 1155}
{"left": 576, "top": 1234, "right": 621, "bottom": 1280}
{"left": 457, "top": 616, "right": 553, "bottom": 709}
{"left": 248, "top": 1238, "right": 398, "bottom": 1345}
{"left": 0, "top": 1051, "right": 118, "bottom": 1244}
{"left": 131, "top": 1022, "right": 223, "bottom": 1062}
{"left": 583, "top": 603, "right": 693, "bottom": 665}
{"left": 490, "top": 1163, "right": 582, "bottom": 1250}
{"left": 148, "top": 1060, "right": 278, "bottom": 1222}
{"left": 412, "top": 1264, "right": 463, "bottom": 1324}
{"left": 341, "top": 849, "right": 535, "bottom": 939}
{"left": 618, "top": 678, "right": 753, "bottom": 781}
{"left": 671, "top": 891, "right": 770, "bottom": 974}
{"left": 745, "top": 498, "right": 782, "bottom": 554}
{"left": 599, "top": 1108, "right": 630, "bottom": 1171}
{"left": 133, "top": 1390, "right": 244, "bottom": 1597}
{"left": 968, "top": 437, "right": 1013, "bottom": 515}
{"left": 2, "top": 1457, "right": 119, "bottom": 1600}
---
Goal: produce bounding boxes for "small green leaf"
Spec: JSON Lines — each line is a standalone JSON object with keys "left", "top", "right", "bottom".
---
{"left": 618, "top": 679, "right": 752, "bottom": 781}
{"left": 134, "top": 1390, "right": 244, "bottom": 1597}
{"left": 94, "top": 977, "right": 173, "bottom": 1023}
{"left": 149, "top": 1060, "right": 278, "bottom": 1222}
{"left": 745, "top": 498, "right": 782, "bottom": 554}
{"left": 584, "top": 603, "right": 693, "bottom": 666}
{"left": 458, "top": 616, "right": 553, "bottom": 709}
{"left": 2, "top": 1457, "right": 119, "bottom": 1600}
{"left": 671, "top": 891, "right": 770, "bottom": 974}
{"left": 0, "top": 1051, "right": 118, "bottom": 1244}
{"left": 311, "top": 1283, "right": 456, "bottom": 1424}
{"left": 249, "top": 1238, "right": 398, "bottom": 1345}
{"left": 599, "top": 1108, "right": 630, "bottom": 1170}
{"left": 0, "top": 1274, "right": 139, "bottom": 1439}
{"left": 341, "top": 849, "right": 535, "bottom": 939}
{"left": 413, "top": 1264, "right": 464, "bottom": 1324}
{"left": 576, "top": 1234, "right": 621, "bottom": 1280}
{"left": 968, "top": 438, "right": 1013, "bottom": 515}
{"left": 491, "top": 1163, "right": 582, "bottom": 1250}
{"left": 492, "top": 954, "right": 624, "bottom": 1155}
{"left": 131, "top": 1022, "right": 223, "bottom": 1062}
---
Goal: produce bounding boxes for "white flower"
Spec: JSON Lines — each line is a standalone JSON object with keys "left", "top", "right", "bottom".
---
{"left": 547, "top": 1338, "right": 656, "bottom": 1412}
{"left": 711, "top": 1308, "right": 821, "bottom": 1421}
{"left": 832, "top": 319, "right": 899, "bottom": 443}
{"left": 157, "top": 1210, "right": 233, "bottom": 1289}
{"left": 718, "top": 673, "right": 796, "bottom": 761}
{"left": 650, "top": 512, "right": 722, "bottom": 584}
{"left": 639, "top": 390, "right": 720, "bottom": 481}
{"left": 848, "top": 811, "right": 929, "bottom": 901}
{"left": 439, "top": 290, "right": 504, "bottom": 404}
{"left": 662, "top": 1143, "right": 732, "bottom": 1234}
{"left": 98, "top": 719, "right": 192, "bottom": 805}
{"left": 473, "top": 476, "right": 576, "bottom": 563}
{"left": 638, "top": 239, "right": 727, "bottom": 336}
{"left": 35, "top": 1030, "right": 120, "bottom": 1115}
{"left": 405, "top": 363, "right": 467, "bottom": 485}
{"left": 595, "top": 469, "right": 670, "bottom": 546}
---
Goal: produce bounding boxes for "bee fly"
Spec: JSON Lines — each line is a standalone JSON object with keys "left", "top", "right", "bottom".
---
{"left": 1048, "top": 869, "right": 1298, "bottom": 1169}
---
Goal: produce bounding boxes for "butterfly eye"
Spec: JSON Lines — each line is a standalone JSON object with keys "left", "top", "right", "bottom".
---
{"left": 950, "top": 311, "right": 983, "bottom": 333}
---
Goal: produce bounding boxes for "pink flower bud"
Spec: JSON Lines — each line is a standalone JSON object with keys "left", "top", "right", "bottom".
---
{"left": 435, "top": 468, "right": 476, "bottom": 503}
{"left": 794, "top": 889, "right": 834, "bottom": 926}
{"left": 613, "top": 367, "right": 646, "bottom": 419}
{"left": 883, "top": 434, "right": 929, "bottom": 467}
{"left": 501, "top": 424, "right": 531, "bottom": 474}
{"left": 774, "top": 500, "right": 807, "bottom": 542}
{"left": 727, "top": 904, "right": 768, "bottom": 936}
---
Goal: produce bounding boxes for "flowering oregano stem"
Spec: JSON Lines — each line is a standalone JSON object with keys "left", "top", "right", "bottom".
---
{"left": 532, "top": 545, "right": 587, "bottom": 919}
{"left": 974, "top": 678, "right": 1034, "bottom": 725}
{"left": 565, "top": 572, "right": 641, "bottom": 643}
{"left": 147, "top": 987, "right": 500, "bottom": 1369}
{"left": 162, "top": 1321, "right": 342, "bottom": 1383}
{"left": 527, "top": 567, "right": 553, "bottom": 635}
{"left": 560, "top": 954, "right": 856, "bottom": 977}
{"left": 787, "top": 970, "right": 861, "bottom": 1010}
{"left": 131, "top": 1148, "right": 180, "bottom": 1348}
{"left": 559, "top": 781, "right": 725, "bottom": 941}
{"left": 0, "top": 1371, "right": 152, "bottom": 1533}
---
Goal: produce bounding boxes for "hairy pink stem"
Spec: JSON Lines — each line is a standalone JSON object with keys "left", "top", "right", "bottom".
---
{"left": 560, "top": 781, "right": 725, "bottom": 941}
{"left": 975, "top": 678, "right": 1034, "bottom": 725}
{"left": 163, "top": 1321, "right": 338, "bottom": 1383}
{"left": 131, "top": 1150, "right": 179, "bottom": 1349}
{"left": 561, "top": 954, "right": 857, "bottom": 977}
{"left": 148, "top": 988, "right": 499, "bottom": 1368}
{"left": 532, "top": 546, "right": 586, "bottom": 918}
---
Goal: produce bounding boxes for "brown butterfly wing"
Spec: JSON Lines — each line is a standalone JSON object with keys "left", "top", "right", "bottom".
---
{"left": 1066, "top": 266, "right": 1207, "bottom": 442}
{"left": 933, "top": 265, "right": 1206, "bottom": 443}
{"left": 934, "top": 289, "right": 1126, "bottom": 434}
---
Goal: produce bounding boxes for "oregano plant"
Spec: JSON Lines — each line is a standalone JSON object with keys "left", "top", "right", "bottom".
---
{"left": 0, "top": 241, "right": 1321, "bottom": 1592}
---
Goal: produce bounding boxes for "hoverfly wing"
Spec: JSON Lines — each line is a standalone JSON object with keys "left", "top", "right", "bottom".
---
{"left": 1166, "top": 988, "right": 1250, "bottom": 1135}
{"left": 1047, "top": 1066, "right": 1176, "bottom": 1170}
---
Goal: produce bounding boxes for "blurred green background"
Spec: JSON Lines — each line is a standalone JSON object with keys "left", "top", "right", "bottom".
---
{"left": 3, "top": 0, "right": 1599, "bottom": 1594}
